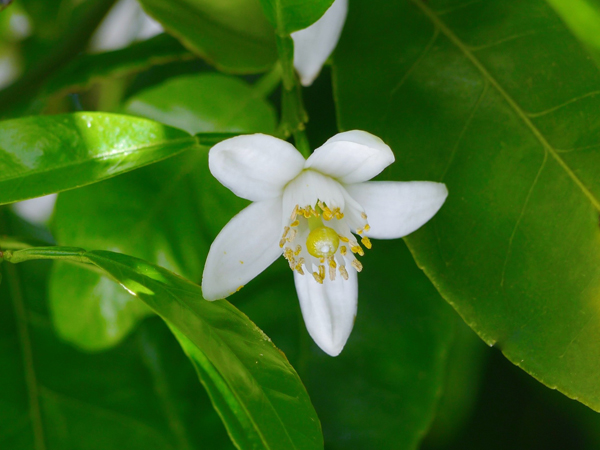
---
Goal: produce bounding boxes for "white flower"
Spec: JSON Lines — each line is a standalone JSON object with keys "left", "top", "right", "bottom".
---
{"left": 291, "top": 0, "right": 348, "bottom": 86}
{"left": 202, "top": 131, "right": 448, "bottom": 356}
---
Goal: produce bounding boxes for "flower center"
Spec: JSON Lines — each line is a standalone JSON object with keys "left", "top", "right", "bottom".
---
{"left": 306, "top": 226, "right": 339, "bottom": 258}
{"left": 279, "top": 199, "right": 371, "bottom": 284}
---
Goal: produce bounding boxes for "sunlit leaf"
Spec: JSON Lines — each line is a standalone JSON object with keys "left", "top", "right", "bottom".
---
{"left": 0, "top": 112, "right": 200, "bottom": 205}
{"left": 258, "top": 0, "right": 334, "bottom": 34}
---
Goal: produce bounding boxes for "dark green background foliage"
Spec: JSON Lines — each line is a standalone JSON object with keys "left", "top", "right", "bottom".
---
{"left": 1, "top": 0, "right": 600, "bottom": 449}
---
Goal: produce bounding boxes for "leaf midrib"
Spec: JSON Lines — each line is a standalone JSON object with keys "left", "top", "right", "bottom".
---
{"left": 410, "top": 0, "right": 600, "bottom": 211}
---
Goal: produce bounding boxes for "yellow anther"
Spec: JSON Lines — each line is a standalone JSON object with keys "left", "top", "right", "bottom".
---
{"left": 290, "top": 220, "right": 300, "bottom": 228}
{"left": 357, "top": 228, "right": 363, "bottom": 235}
{"left": 328, "top": 257, "right": 337, "bottom": 268}
{"left": 303, "top": 207, "right": 312, "bottom": 218}
{"left": 279, "top": 238, "right": 286, "bottom": 248}
{"left": 296, "top": 264, "right": 304, "bottom": 275}
{"left": 361, "top": 212, "right": 368, "bottom": 219}
{"left": 364, "top": 224, "right": 371, "bottom": 231}
{"left": 284, "top": 248, "right": 294, "bottom": 260}
{"left": 351, "top": 259, "right": 363, "bottom": 272}
{"left": 340, "top": 246, "right": 347, "bottom": 256}
{"left": 320, "top": 257, "right": 325, "bottom": 264}
{"left": 322, "top": 208, "right": 333, "bottom": 221}
{"left": 318, "top": 265, "right": 325, "bottom": 280}
{"left": 282, "top": 226, "right": 290, "bottom": 238}
{"left": 236, "top": 285, "right": 244, "bottom": 292}
{"left": 361, "top": 236, "right": 372, "bottom": 249}
{"left": 306, "top": 226, "right": 340, "bottom": 258}
{"left": 295, "top": 245, "right": 302, "bottom": 255}
{"left": 333, "top": 208, "right": 344, "bottom": 220}
{"left": 339, "top": 265, "right": 349, "bottom": 280}
{"left": 297, "top": 257, "right": 305, "bottom": 267}
{"left": 339, "top": 235, "right": 350, "bottom": 243}
{"left": 312, "top": 272, "right": 324, "bottom": 284}
{"left": 351, "top": 245, "right": 365, "bottom": 256}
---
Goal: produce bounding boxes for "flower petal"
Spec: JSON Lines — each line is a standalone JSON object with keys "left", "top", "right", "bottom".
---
{"left": 209, "top": 134, "right": 305, "bottom": 201}
{"left": 305, "top": 130, "right": 395, "bottom": 184}
{"left": 291, "top": 0, "right": 348, "bottom": 86}
{"left": 293, "top": 266, "right": 358, "bottom": 356}
{"left": 202, "top": 198, "right": 283, "bottom": 300}
{"left": 346, "top": 181, "right": 448, "bottom": 239}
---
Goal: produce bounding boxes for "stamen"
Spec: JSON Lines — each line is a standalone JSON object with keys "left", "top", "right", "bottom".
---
{"left": 340, "top": 246, "right": 347, "bottom": 256}
{"left": 327, "top": 256, "right": 337, "bottom": 269}
{"left": 351, "top": 245, "right": 365, "bottom": 257}
{"left": 295, "top": 263, "right": 305, "bottom": 275}
{"left": 312, "top": 271, "right": 324, "bottom": 284}
{"left": 329, "top": 265, "right": 336, "bottom": 281}
{"left": 339, "top": 235, "right": 350, "bottom": 243}
{"left": 318, "top": 265, "right": 325, "bottom": 280}
{"left": 364, "top": 224, "right": 371, "bottom": 231}
{"left": 339, "top": 265, "right": 349, "bottom": 280}
{"left": 294, "top": 245, "right": 302, "bottom": 256}
{"left": 282, "top": 226, "right": 290, "bottom": 238}
{"left": 287, "top": 229, "right": 297, "bottom": 242}
{"left": 361, "top": 212, "right": 368, "bottom": 220}
{"left": 290, "top": 205, "right": 298, "bottom": 221}
{"left": 279, "top": 238, "right": 286, "bottom": 248}
{"left": 303, "top": 207, "right": 312, "bottom": 218}
{"left": 351, "top": 259, "right": 363, "bottom": 272}
{"left": 361, "top": 236, "right": 372, "bottom": 249}
{"left": 290, "top": 220, "right": 300, "bottom": 228}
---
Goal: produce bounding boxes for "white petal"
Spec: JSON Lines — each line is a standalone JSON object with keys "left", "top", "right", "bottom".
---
{"left": 202, "top": 198, "right": 283, "bottom": 300}
{"left": 209, "top": 134, "right": 305, "bottom": 201}
{"left": 291, "top": 0, "right": 348, "bottom": 86}
{"left": 346, "top": 181, "right": 448, "bottom": 239}
{"left": 293, "top": 266, "right": 358, "bottom": 356}
{"left": 305, "top": 130, "right": 395, "bottom": 184}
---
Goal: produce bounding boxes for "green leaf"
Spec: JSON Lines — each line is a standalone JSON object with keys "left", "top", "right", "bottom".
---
{"left": 0, "top": 0, "right": 13, "bottom": 12}
{"left": 50, "top": 73, "right": 272, "bottom": 350}
{"left": 137, "top": 0, "right": 277, "bottom": 73}
{"left": 85, "top": 250, "right": 323, "bottom": 450}
{"left": 258, "top": 0, "right": 334, "bottom": 34}
{"left": 0, "top": 213, "right": 233, "bottom": 450}
{"left": 5, "top": 244, "right": 323, "bottom": 450}
{"left": 43, "top": 34, "right": 196, "bottom": 98}
{"left": 545, "top": 0, "right": 600, "bottom": 66}
{"left": 0, "top": 112, "right": 199, "bottom": 205}
{"left": 123, "top": 73, "right": 278, "bottom": 135}
{"left": 333, "top": 0, "right": 600, "bottom": 409}
{"left": 239, "top": 241, "right": 455, "bottom": 450}
{"left": 49, "top": 151, "right": 210, "bottom": 350}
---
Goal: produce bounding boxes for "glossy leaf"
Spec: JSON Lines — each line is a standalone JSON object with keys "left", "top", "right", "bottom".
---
{"left": 0, "top": 112, "right": 200, "bottom": 205}
{"left": 123, "top": 73, "right": 278, "bottom": 135}
{"left": 137, "top": 0, "right": 277, "bottom": 73}
{"left": 239, "top": 241, "right": 455, "bottom": 450}
{"left": 4, "top": 244, "right": 323, "bottom": 450}
{"left": 258, "top": 0, "right": 334, "bottom": 34}
{"left": 50, "top": 73, "right": 272, "bottom": 350}
{"left": 334, "top": 0, "right": 600, "bottom": 409}
{"left": 43, "top": 34, "right": 196, "bottom": 97}
{"left": 0, "top": 213, "right": 233, "bottom": 450}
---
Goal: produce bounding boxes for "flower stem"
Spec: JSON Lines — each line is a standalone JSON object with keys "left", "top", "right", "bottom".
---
{"left": 252, "top": 64, "right": 282, "bottom": 99}
{"left": 275, "top": 34, "right": 311, "bottom": 158}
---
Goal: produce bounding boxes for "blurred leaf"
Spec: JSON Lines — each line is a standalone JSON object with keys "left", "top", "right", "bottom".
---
{"left": 138, "top": 0, "right": 277, "bottom": 73}
{"left": 333, "top": 0, "right": 600, "bottom": 409}
{"left": 123, "top": 72, "right": 278, "bottom": 134}
{"left": 258, "top": 0, "right": 334, "bottom": 34}
{"left": 0, "top": 0, "right": 12, "bottom": 12}
{"left": 43, "top": 34, "right": 196, "bottom": 98}
{"left": 0, "top": 213, "right": 233, "bottom": 450}
{"left": 50, "top": 151, "right": 210, "bottom": 350}
{"left": 424, "top": 320, "right": 488, "bottom": 446}
{"left": 545, "top": 0, "right": 600, "bottom": 66}
{"left": 50, "top": 74, "right": 273, "bottom": 350}
{"left": 0, "top": 0, "right": 117, "bottom": 117}
{"left": 239, "top": 240, "right": 455, "bottom": 450}
{"left": 0, "top": 112, "right": 200, "bottom": 205}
